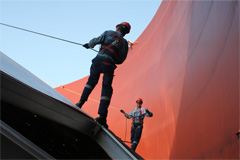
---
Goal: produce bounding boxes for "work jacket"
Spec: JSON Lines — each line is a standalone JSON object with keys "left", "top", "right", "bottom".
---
{"left": 89, "top": 30, "right": 129, "bottom": 66}
{"left": 124, "top": 107, "right": 153, "bottom": 124}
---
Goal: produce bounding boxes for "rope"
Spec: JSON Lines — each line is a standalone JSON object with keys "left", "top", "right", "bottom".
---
{"left": 122, "top": 141, "right": 131, "bottom": 144}
{"left": 1, "top": 22, "right": 133, "bottom": 144}
{"left": 0, "top": 22, "right": 98, "bottom": 52}
{"left": 124, "top": 117, "right": 128, "bottom": 142}
{"left": 39, "top": 78, "right": 120, "bottom": 111}
{"left": 63, "top": 86, "right": 120, "bottom": 111}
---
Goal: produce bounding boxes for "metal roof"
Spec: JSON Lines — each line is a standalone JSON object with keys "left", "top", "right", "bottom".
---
{"left": 0, "top": 52, "right": 143, "bottom": 159}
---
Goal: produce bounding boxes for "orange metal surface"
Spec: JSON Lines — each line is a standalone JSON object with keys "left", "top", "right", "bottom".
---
{"left": 55, "top": 1, "right": 239, "bottom": 159}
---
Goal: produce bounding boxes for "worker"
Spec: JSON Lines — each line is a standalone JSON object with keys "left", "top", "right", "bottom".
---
{"left": 76, "top": 22, "right": 131, "bottom": 129}
{"left": 120, "top": 98, "right": 153, "bottom": 151}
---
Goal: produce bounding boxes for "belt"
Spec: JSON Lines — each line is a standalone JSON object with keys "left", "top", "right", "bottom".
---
{"left": 97, "top": 53, "right": 115, "bottom": 63}
{"left": 132, "top": 122, "right": 143, "bottom": 125}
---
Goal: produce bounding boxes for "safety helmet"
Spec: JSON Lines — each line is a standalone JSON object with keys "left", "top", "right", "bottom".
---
{"left": 136, "top": 98, "right": 143, "bottom": 103}
{"left": 116, "top": 22, "right": 131, "bottom": 34}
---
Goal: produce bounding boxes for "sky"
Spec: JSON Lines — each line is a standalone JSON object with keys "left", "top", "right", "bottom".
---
{"left": 0, "top": 0, "right": 162, "bottom": 88}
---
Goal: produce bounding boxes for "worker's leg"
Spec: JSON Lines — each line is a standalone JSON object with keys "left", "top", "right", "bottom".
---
{"left": 76, "top": 63, "right": 100, "bottom": 108}
{"left": 131, "top": 125, "right": 143, "bottom": 151}
{"left": 98, "top": 72, "right": 113, "bottom": 115}
{"left": 98, "top": 64, "right": 114, "bottom": 116}
{"left": 96, "top": 65, "right": 114, "bottom": 128}
{"left": 131, "top": 125, "right": 136, "bottom": 145}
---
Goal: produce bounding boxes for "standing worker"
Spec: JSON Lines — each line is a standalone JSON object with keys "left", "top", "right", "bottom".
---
{"left": 76, "top": 22, "right": 131, "bottom": 128}
{"left": 120, "top": 98, "right": 153, "bottom": 151}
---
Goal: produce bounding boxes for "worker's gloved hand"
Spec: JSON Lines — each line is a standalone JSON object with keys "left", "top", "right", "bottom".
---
{"left": 146, "top": 109, "right": 150, "bottom": 114}
{"left": 128, "top": 41, "right": 133, "bottom": 49}
{"left": 83, "top": 43, "right": 90, "bottom": 49}
{"left": 120, "top": 109, "right": 125, "bottom": 114}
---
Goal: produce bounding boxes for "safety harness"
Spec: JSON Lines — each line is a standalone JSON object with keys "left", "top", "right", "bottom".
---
{"left": 132, "top": 107, "right": 145, "bottom": 126}
{"left": 99, "top": 32, "right": 123, "bottom": 64}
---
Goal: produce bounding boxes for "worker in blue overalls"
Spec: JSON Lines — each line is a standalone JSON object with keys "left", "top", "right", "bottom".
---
{"left": 76, "top": 22, "right": 131, "bottom": 129}
{"left": 120, "top": 98, "right": 153, "bottom": 151}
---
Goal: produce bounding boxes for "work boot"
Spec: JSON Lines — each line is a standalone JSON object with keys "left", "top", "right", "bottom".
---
{"left": 131, "top": 143, "right": 137, "bottom": 151}
{"left": 95, "top": 115, "right": 108, "bottom": 129}
{"left": 75, "top": 101, "right": 85, "bottom": 109}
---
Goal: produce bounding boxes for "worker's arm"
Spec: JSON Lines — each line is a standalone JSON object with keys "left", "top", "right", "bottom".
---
{"left": 115, "top": 39, "right": 129, "bottom": 64}
{"left": 88, "top": 31, "right": 107, "bottom": 48}
{"left": 124, "top": 112, "right": 133, "bottom": 119}
{"left": 145, "top": 109, "right": 153, "bottom": 117}
{"left": 120, "top": 109, "right": 134, "bottom": 119}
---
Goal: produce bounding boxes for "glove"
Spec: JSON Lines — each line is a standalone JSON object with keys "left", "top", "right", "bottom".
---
{"left": 128, "top": 40, "right": 133, "bottom": 49}
{"left": 146, "top": 109, "right": 150, "bottom": 114}
{"left": 83, "top": 43, "right": 90, "bottom": 49}
{"left": 120, "top": 109, "right": 125, "bottom": 114}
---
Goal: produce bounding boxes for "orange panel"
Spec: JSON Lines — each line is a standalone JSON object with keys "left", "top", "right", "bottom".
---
{"left": 55, "top": 1, "right": 239, "bottom": 159}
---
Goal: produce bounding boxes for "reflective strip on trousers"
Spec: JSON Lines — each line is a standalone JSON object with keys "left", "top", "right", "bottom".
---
{"left": 101, "top": 96, "right": 110, "bottom": 101}
{"left": 85, "top": 84, "right": 93, "bottom": 89}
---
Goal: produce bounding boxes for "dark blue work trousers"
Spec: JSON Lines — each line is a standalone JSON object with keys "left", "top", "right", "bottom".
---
{"left": 131, "top": 123, "right": 143, "bottom": 151}
{"left": 80, "top": 61, "right": 115, "bottom": 116}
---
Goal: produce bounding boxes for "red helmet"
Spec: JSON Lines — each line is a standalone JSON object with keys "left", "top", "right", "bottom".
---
{"left": 116, "top": 22, "right": 131, "bottom": 34}
{"left": 136, "top": 98, "right": 143, "bottom": 103}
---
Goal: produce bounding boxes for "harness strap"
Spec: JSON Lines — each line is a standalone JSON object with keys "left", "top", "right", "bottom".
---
{"left": 100, "top": 32, "right": 123, "bottom": 61}
{"left": 132, "top": 109, "right": 143, "bottom": 124}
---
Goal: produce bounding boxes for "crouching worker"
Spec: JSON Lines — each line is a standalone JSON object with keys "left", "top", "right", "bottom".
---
{"left": 120, "top": 98, "right": 153, "bottom": 151}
